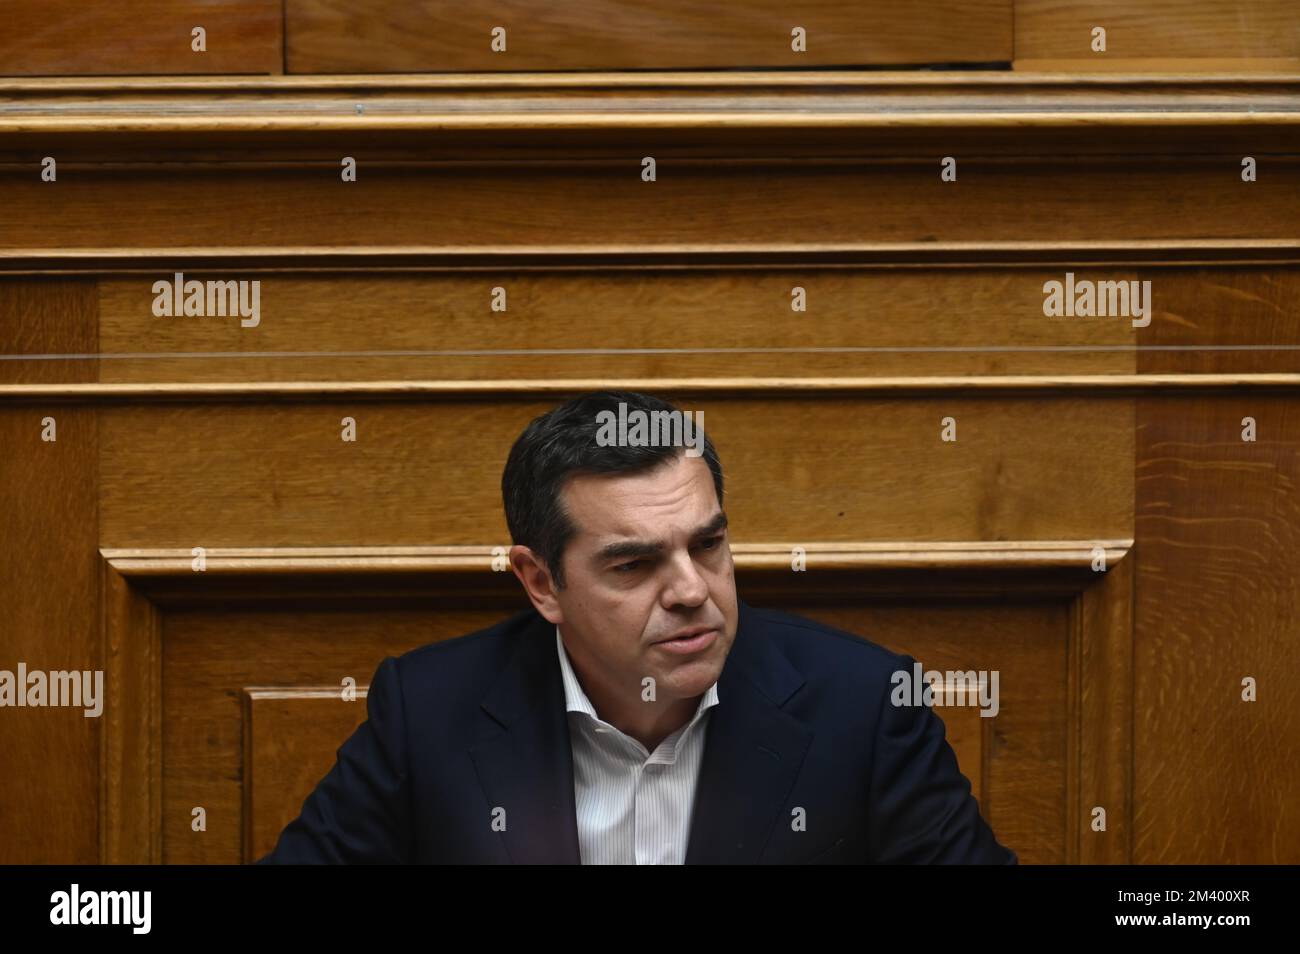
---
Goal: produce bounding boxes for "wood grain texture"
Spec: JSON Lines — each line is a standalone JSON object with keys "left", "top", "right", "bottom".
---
{"left": 99, "top": 560, "right": 161, "bottom": 864}
{"left": 94, "top": 268, "right": 1137, "bottom": 383}
{"left": 0, "top": 279, "right": 99, "bottom": 384}
{"left": 0, "top": 1, "right": 283, "bottom": 76}
{"left": 1134, "top": 394, "right": 1300, "bottom": 862}
{"left": 96, "top": 396, "right": 1133, "bottom": 548}
{"left": 2, "top": 73, "right": 1297, "bottom": 160}
{"left": 1016, "top": 1, "right": 1300, "bottom": 67}
{"left": 1134, "top": 254, "right": 1300, "bottom": 862}
{"left": 1, "top": 160, "right": 1297, "bottom": 255}
{"left": 0, "top": 281, "right": 99, "bottom": 864}
{"left": 1073, "top": 542, "right": 1134, "bottom": 862}
{"left": 164, "top": 606, "right": 509, "bottom": 861}
{"left": 84, "top": 266, "right": 1300, "bottom": 385}
{"left": 243, "top": 688, "right": 368, "bottom": 863}
{"left": 1137, "top": 266, "right": 1300, "bottom": 376}
{"left": 285, "top": 0, "right": 1012, "bottom": 72}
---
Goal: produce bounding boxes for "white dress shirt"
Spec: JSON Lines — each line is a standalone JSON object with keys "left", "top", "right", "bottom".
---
{"left": 555, "top": 626, "right": 720, "bottom": 864}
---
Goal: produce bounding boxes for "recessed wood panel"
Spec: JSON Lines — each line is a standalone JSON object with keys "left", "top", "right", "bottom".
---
{"left": 164, "top": 597, "right": 1064, "bottom": 864}
{"left": 286, "top": 1, "right": 1013, "bottom": 73}
{"left": 163, "top": 605, "right": 512, "bottom": 862}
{"left": 243, "top": 688, "right": 369, "bottom": 863}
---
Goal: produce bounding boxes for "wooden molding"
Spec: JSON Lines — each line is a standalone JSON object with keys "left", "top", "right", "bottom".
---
{"left": 1071, "top": 542, "right": 1135, "bottom": 864}
{"left": 3, "top": 72, "right": 1297, "bottom": 156}
{"left": 99, "top": 556, "right": 162, "bottom": 865}
{"left": 243, "top": 686, "right": 370, "bottom": 701}
{"left": 2, "top": 70, "right": 1297, "bottom": 110}
{"left": 7, "top": 375, "right": 1300, "bottom": 404}
{"left": 103, "top": 540, "right": 1133, "bottom": 575}
{"left": 2, "top": 239, "right": 1299, "bottom": 274}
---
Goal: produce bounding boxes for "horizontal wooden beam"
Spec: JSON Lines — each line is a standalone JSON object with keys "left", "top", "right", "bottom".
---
{"left": 2, "top": 73, "right": 1296, "bottom": 155}
{"left": 103, "top": 540, "right": 1134, "bottom": 576}
{"left": 1, "top": 239, "right": 1299, "bottom": 273}
{"left": 4, "top": 375, "right": 1300, "bottom": 403}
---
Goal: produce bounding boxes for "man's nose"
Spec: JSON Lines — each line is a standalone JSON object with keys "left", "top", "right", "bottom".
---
{"left": 661, "top": 551, "right": 710, "bottom": 608}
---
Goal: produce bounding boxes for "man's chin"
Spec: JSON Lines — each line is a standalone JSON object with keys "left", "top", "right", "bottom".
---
{"left": 658, "top": 659, "right": 723, "bottom": 696}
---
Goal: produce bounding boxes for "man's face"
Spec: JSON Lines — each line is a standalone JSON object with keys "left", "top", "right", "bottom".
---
{"left": 517, "top": 452, "right": 738, "bottom": 709}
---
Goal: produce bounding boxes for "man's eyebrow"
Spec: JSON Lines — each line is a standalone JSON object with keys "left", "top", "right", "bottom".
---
{"left": 593, "top": 512, "right": 729, "bottom": 563}
{"left": 694, "top": 511, "right": 729, "bottom": 539}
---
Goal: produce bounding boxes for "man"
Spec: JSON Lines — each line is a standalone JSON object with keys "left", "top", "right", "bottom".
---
{"left": 260, "top": 390, "right": 1016, "bottom": 864}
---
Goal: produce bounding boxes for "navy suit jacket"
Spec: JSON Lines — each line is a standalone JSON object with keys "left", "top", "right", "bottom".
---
{"left": 260, "top": 599, "right": 1017, "bottom": 864}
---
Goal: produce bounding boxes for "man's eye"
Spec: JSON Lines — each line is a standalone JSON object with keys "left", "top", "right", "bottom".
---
{"left": 614, "top": 560, "right": 643, "bottom": 573}
{"left": 699, "top": 536, "right": 722, "bottom": 551}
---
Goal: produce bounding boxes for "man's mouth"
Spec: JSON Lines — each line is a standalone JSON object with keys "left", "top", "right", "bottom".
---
{"left": 654, "top": 627, "right": 719, "bottom": 654}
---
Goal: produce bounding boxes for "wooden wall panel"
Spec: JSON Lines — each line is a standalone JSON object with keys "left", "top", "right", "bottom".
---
{"left": 286, "top": 1, "right": 1013, "bottom": 73}
{"left": 1016, "top": 1, "right": 1300, "bottom": 71}
{"left": 2, "top": 160, "right": 1298, "bottom": 253}
{"left": 91, "top": 265, "right": 1300, "bottom": 385}
{"left": 1, "top": 72, "right": 1294, "bottom": 865}
{"left": 1135, "top": 246, "right": 1300, "bottom": 860}
{"left": 0, "top": 280, "right": 99, "bottom": 863}
{"left": 97, "top": 397, "right": 1134, "bottom": 548}
{"left": 243, "top": 689, "right": 368, "bottom": 863}
{"left": 166, "top": 592, "right": 1071, "bottom": 863}
{"left": 1137, "top": 266, "right": 1300, "bottom": 375}
{"left": 96, "top": 268, "right": 1136, "bottom": 384}
{"left": 165, "top": 606, "right": 509, "bottom": 862}
{"left": 0, "top": 278, "right": 99, "bottom": 384}
{"left": 1134, "top": 394, "right": 1300, "bottom": 863}
{"left": 0, "top": 2, "right": 284, "bottom": 76}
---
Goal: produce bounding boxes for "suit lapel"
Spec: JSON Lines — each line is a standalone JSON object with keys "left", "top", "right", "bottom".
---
{"left": 685, "top": 601, "right": 813, "bottom": 864}
{"left": 468, "top": 612, "right": 582, "bottom": 864}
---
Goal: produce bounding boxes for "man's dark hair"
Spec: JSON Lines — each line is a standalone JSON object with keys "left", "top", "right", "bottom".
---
{"left": 502, "top": 390, "right": 724, "bottom": 590}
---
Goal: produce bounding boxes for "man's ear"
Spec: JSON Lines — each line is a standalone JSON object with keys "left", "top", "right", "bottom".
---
{"left": 509, "top": 544, "right": 563, "bottom": 623}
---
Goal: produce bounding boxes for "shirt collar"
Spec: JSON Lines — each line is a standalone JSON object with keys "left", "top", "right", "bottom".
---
{"left": 555, "top": 625, "right": 719, "bottom": 727}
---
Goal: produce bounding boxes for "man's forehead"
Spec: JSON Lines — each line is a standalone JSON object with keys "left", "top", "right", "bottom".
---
{"left": 575, "top": 508, "right": 727, "bottom": 551}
